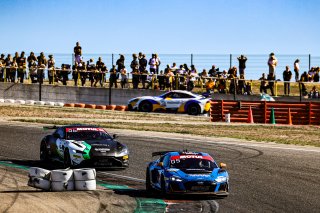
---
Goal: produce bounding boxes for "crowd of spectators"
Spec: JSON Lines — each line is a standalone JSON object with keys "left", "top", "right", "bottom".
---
{"left": 0, "top": 45, "right": 319, "bottom": 97}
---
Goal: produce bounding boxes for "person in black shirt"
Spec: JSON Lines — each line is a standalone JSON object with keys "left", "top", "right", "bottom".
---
{"left": 139, "top": 54, "right": 148, "bottom": 89}
{"left": 109, "top": 65, "right": 118, "bottom": 88}
{"left": 131, "top": 54, "right": 140, "bottom": 89}
{"left": 267, "top": 73, "right": 275, "bottom": 96}
{"left": 0, "top": 54, "right": 5, "bottom": 81}
{"left": 259, "top": 73, "right": 267, "bottom": 94}
{"left": 283, "top": 65, "right": 292, "bottom": 95}
{"left": 17, "top": 51, "right": 26, "bottom": 83}
{"left": 116, "top": 55, "right": 125, "bottom": 79}
{"left": 157, "top": 70, "right": 165, "bottom": 90}
{"left": 74, "top": 42, "right": 82, "bottom": 65}
{"left": 313, "top": 67, "right": 319, "bottom": 82}
{"left": 96, "top": 57, "right": 107, "bottom": 87}
{"left": 208, "top": 65, "right": 218, "bottom": 77}
{"left": 237, "top": 55, "right": 247, "bottom": 76}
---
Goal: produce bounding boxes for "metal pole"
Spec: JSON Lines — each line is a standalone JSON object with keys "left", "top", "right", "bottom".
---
{"left": 112, "top": 54, "right": 114, "bottom": 66}
{"left": 230, "top": 54, "right": 232, "bottom": 68}
{"left": 39, "top": 69, "right": 42, "bottom": 101}
{"left": 109, "top": 83, "right": 112, "bottom": 105}
{"left": 233, "top": 78, "right": 236, "bottom": 101}
{"left": 299, "top": 82, "right": 302, "bottom": 102}
{"left": 309, "top": 54, "right": 311, "bottom": 71}
{"left": 191, "top": 54, "right": 193, "bottom": 66}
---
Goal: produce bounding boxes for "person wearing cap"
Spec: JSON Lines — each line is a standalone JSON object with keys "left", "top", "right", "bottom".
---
{"left": 131, "top": 54, "right": 140, "bottom": 89}
{"left": 47, "top": 54, "right": 55, "bottom": 84}
{"left": 74, "top": 42, "right": 82, "bottom": 65}
{"left": 268, "top": 52, "right": 278, "bottom": 75}
{"left": 237, "top": 55, "right": 247, "bottom": 76}
{"left": 17, "top": 51, "right": 26, "bottom": 83}
{"left": 139, "top": 54, "right": 148, "bottom": 89}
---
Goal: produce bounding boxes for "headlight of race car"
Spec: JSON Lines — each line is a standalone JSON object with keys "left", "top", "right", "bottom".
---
{"left": 215, "top": 176, "right": 228, "bottom": 183}
{"left": 170, "top": 176, "right": 183, "bottom": 182}
{"left": 115, "top": 147, "right": 129, "bottom": 157}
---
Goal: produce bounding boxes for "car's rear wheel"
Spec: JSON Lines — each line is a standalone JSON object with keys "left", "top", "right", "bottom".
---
{"left": 187, "top": 103, "right": 201, "bottom": 115}
{"left": 40, "top": 142, "right": 49, "bottom": 162}
{"left": 64, "top": 149, "right": 72, "bottom": 168}
{"left": 127, "top": 104, "right": 133, "bottom": 111}
{"left": 139, "top": 101, "right": 153, "bottom": 112}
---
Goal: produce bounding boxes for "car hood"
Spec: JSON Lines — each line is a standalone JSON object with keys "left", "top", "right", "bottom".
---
{"left": 66, "top": 139, "right": 118, "bottom": 152}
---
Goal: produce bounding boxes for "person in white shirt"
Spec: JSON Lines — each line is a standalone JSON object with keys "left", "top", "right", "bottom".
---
{"left": 149, "top": 54, "right": 157, "bottom": 74}
{"left": 294, "top": 59, "right": 300, "bottom": 82}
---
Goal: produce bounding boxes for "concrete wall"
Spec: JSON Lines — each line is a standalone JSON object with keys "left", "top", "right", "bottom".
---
{"left": 0, "top": 82, "right": 318, "bottom": 105}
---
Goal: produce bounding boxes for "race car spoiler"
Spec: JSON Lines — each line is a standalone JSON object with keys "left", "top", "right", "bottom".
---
{"left": 152, "top": 151, "right": 177, "bottom": 157}
{"left": 43, "top": 125, "right": 58, "bottom": 130}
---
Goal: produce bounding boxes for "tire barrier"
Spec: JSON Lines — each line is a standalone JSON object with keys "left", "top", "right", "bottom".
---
{"left": 16, "top": 100, "right": 26, "bottom": 104}
{"left": 4, "top": 99, "right": 15, "bottom": 104}
{"left": 0, "top": 99, "right": 4, "bottom": 103}
{"left": 26, "top": 100, "right": 35, "bottom": 105}
{"left": 55, "top": 102, "right": 64, "bottom": 107}
{"left": 45, "top": 101, "right": 55, "bottom": 106}
{"left": 85, "top": 104, "right": 96, "bottom": 109}
{"left": 96, "top": 105, "right": 106, "bottom": 110}
{"left": 35, "top": 101, "right": 46, "bottom": 106}
{"left": 64, "top": 103, "right": 75, "bottom": 107}
{"left": 74, "top": 103, "right": 86, "bottom": 108}
{"left": 106, "top": 105, "right": 117, "bottom": 110}
{"left": 115, "top": 105, "right": 126, "bottom": 111}
{"left": 27, "top": 167, "right": 96, "bottom": 191}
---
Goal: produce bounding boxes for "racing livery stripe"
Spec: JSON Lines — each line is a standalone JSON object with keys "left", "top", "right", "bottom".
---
{"left": 170, "top": 155, "right": 214, "bottom": 161}
{"left": 82, "top": 142, "right": 92, "bottom": 160}
{"left": 66, "top": 127, "right": 105, "bottom": 132}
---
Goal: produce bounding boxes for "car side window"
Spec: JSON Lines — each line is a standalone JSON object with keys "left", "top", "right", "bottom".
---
{"left": 56, "top": 128, "right": 65, "bottom": 139}
{"left": 179, "top": 93, "right": 194, "bottom": 99}
{"left": 162, "top": 155, "right": 170, "bottom": 167}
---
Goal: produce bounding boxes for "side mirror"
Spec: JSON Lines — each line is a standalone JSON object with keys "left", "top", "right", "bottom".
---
{"left": 113, "top": 134, "right": 118, "bottom": 139}
{"left": 157, "top": 162, "right": 164, "bottom": 167}
{"left": 219, "top": 163, "right": 227, "bottom": 169}
{"left": 53, "top": 133, "right": 61, "bottom": 139}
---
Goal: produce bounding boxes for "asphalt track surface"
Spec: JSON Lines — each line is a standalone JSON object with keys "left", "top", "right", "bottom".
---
{"left": 0, "top": 124, "right": 320, "bottom": 212}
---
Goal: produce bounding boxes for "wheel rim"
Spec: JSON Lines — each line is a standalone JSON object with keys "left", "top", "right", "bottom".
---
{"left": 141, "top": 102, "right": 151, "bottom": 112}
{"left": 189, "top": 105, "right": 199, "bottom": 115}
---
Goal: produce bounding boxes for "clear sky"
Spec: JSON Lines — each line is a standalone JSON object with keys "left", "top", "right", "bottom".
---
{"left": 0, "top": 0, "right": 319, "bottom": 54}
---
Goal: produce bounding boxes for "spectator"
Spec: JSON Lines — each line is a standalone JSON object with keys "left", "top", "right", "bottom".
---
{"left": 47, "top": 55, "right": 55, "bottom": 84}
{"left": 95, "top": 57, "right": 107, "bottom": 87}
{"left": 74, "top": 42, "right": 82, "bottom": 64}
{"left": 244, "top": 81, "right": 253, "bottom": 95}
{"left": 259, "top": 73, "right": 268, "bottom": 94}
{"left": 228, "top": 74, "right": 236, "bottom": 94}
{"left": 155, "top": 53, "right": 161, "bottom": 74}
{"left": 149, "top": 54, "right": 157, "bottom": 74}
{"left": 237, "top": 55, "right": 247, "bottom": 76}
{"left": 131, "top": 54, "right": 140, "bottom": 89}
{"left": 165, "top": 68, "right": 175, "bottom": 91}
{"left": 170, "top": 62, "right": 178, "bottom": 75}
{"left": 237, "top": 74, "right": 246, "bottom": 94}
{"left": 109, "top": 65, "right": 118, "bottom": 88}
{"left": 139, "top": 54, "right": 148, "bottom": 89}
{"left": 183, "top": 64, "right": 190, "bottom": 73}
{"left": 313, "top": 67, "right": 319, "bottom": 82}
{"left": 283, "top": 65, "right": 292, "bottom": 95}
{"left": 308, "top": 67, "right": 316, "bottom": 82}
{"left": 157, "top": 70, "right": 165, "bottom": 90}
{"left": 60, "top": 64, "right": 71, "bottom": 86}
{"left": 87, "top": 58, "right": 96, "bottom": 87}
{"left": 190, "top": 65, "right": 197, "bottom": 74}
{"left": 77, "top": 59, "right": 87, "bottom": 86}
{"left": 17, "top": 51, "right": 26, "bottom": 83}
{"left": 293, "top": 59, "right": 300, "bottom": 82}
{"left": 120, "top": 66, "right": 128, "bottom": 88}
{"left": 116, "top": 54, "right": 125, "bottom": 80}
{"left": 0, "top": 54, "right": 5, "bottom": 81}
{"left": 28, "top": 58, "right": 38, "bottom": 83}
{"left": 37, "top": 52, "right": 47, "bottom": 84}
{"left": 205, "top": 78, "right": 215, "bottom": 93}
{"left": 10, "top": 58, "right": 18, "bottom": 82}
{"left": 308, "top": 86, "right": 318, "bottom": 99}
{"left": 12, "top": 52, "right": 19, "bottom": 82}
{"left": 208, "top": 65, "right": 218, "bottom": 77}
{"left": 4, "top": 54, "right": 12, "bottom": 82}
{"left": 267, "top": 73, "right": 275, "bottom": 96}
{"left": 221, "top": 70, "right": 228, "bottom": 79}
{"left": 268, "top": 52, "right": 278, "bottom": 75}
{"left": 200, "top": 69, "right": 208, "bottom": 84}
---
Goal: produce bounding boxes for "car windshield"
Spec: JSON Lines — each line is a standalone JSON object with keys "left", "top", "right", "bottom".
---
{"left": 170, "top": 156, "right": 217, "bottom": 172}
{"left": 66, "top": 128, "right": 112, "bottom": 141}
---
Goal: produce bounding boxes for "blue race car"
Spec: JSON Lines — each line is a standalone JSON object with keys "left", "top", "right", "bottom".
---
{"left": 146, "top": 151, "right": 229, "bottom": 196}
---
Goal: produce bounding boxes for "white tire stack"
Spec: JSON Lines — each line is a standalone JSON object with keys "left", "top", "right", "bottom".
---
{"left": 51, "top": 169, "right": 74, "bottom": 191}
{"left": 16, "top": 99, "right": 26, "bottom": 104}
{"left": 0, "top": 98, "right": 4, "bottom": 103}
{"left": 35, "top": 101, "right": 45, "bottom": 106}
{"left": 55, "top": 102, "right": 64, "bottom": 107}
{"left": 45, "top": 101, "right": 55, "bottom": 106}
{"left": 4, "top": 99, "right": 15, "bottom": 104}
{"left": 73, "top": 168, "right": 96, "bottom": 191}
{"left": 25, "top": 100, "right": 35, "bottom": 105}
{"left": 28, "top": 167, "right": 51, "bottom": 191}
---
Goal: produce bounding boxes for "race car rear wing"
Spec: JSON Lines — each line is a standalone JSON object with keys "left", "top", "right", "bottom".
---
{"left": 43, "top": 125, "right": 58, "bottom": 130}
{"left": 152, "top": 151, "right": 177, "bottom": 157}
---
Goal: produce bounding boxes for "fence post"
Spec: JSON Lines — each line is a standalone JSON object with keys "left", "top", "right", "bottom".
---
{"left": 109, "top": 82, "right": 112, "bottom": 105}
{"left": 264, "top": 101, "right": 267, "bottom": 123}
{"left": 233, "top": 78, "right": 236, "bottom": 101}
{"left": 191, "top": 54, "right": 193, "bottom": 66}
{"left": 299, "top": 82, "right": 302, "bottom": 102}
{"left": 112, "top": 53, "right": 114, "bottom": 66}
{"left": 230, "top": 54, "right": 232, "bottom": 68}
{"left": 308, "top": 102, "right": 311, "bottom": 125}
{"left": 220, "top": 100, "right": 224, "bottom": 121}
{"left": 275, "top": 80, "right": 278, "bottom": 97}
{"left": 309, "top": 54, "right": 311, "bottom": 71}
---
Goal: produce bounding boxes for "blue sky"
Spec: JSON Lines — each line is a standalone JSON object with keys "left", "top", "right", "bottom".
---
{"left": 0, "top": 0, "right": 319, "bottom": 54}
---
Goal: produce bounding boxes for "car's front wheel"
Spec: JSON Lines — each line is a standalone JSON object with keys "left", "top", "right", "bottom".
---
{"left": 40, "top": 142, "right": 49, "bottom": 162}
{"left": 146, "top": 168, "right": 154, "bottom": 193}
{"left": 161, "top": 175, "right": 166, "bottom": 196}
{"left": 64, "top": 149, "right": 72, "bottom": 168}
{"left": 139, "top": 101, "right": 153, "bottom": 112}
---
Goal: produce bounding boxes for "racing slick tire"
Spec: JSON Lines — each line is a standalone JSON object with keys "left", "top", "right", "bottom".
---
{"left": 127, "top": 104, "right": 133, "bottom": 111}
{"left": 187, "top": 103, "right": 201, "bottom": 115}
{"left": 139, "top": 101, "right": 153, "bottom": 112}
{"left": 29, "top": 167, "right": 51, "bottom": 180}
{"left": 75, "top": 180, "right": 96, "bottom": 191}
{"left": 28, "top": 177, "right": 51, "bottom": 191}
{"left": 73, "top": 168, "right": 96, "bottom": 181}
{"left": 63, "top": 149, "right": 72, "bottom": 168}
{"left": 51, "top": 169, "right": 74, "bottom": 182}
{"left": 51, "top": 181, "right": 74, "bottom": 191}
{"left": 40, "top": 142, "right": 50, "bottom": 162}
{"left": 145, "top": 168, "right": 155, "bottom": 194}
